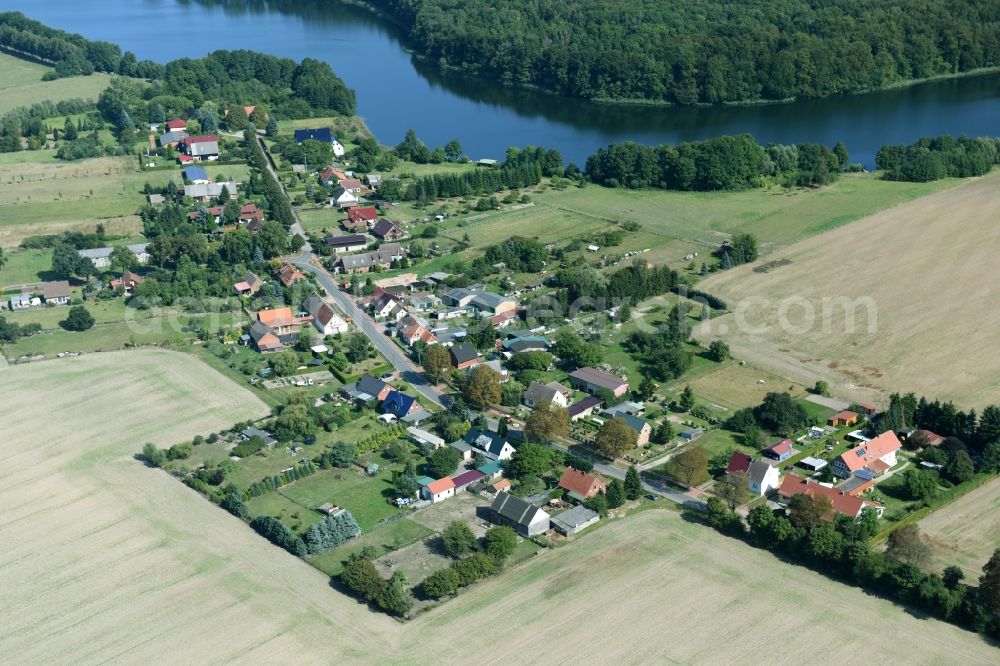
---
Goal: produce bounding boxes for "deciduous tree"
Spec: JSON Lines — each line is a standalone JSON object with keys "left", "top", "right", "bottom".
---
{"left": 595, "top": 417, "right": 638, "bottom": 458}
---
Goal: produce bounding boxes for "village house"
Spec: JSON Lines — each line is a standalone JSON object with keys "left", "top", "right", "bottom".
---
{"left": 304, "top": 293, "right": 349, "bottom": 335}
{"left": 331, "top": 244, "right": 405, "bottom": 274}
{"left": 568, "top": 396, "right": 603, "bottom": 422}
{"left": 181, "top": 134, "right": 220, "bottom": 160}
{"left": 41, "top": 280, "right": 71, "bottom": 305}
{"left": 345, "top": 205, "right": 378, "bottom": 230}
{"left": 422, "top": 477, "right": 455, "bottom": 503}
{"left": 778, "top": 475, "right": 884, "bottom": 519}
{"left": 158, "top": 130, "right": 188, "bottom": 148}
{"left": 232, "top": 270, "right": 263, "bottom": 296}
{"left": 398, "top": 315, "right": 437, "bottom": 346}
{"left": 551, "top": 505, "right": 600, "bottom": 536}
{"left": 449, "top": 342, "right": 480, "bottom": 369}
{"left": 501, "top": 330, "right": 550, "bottom": 354}
{"left": 240, "top": 203, "right": 264, "bottom": 226}
{"left": 319, "top": 166, "right": 340, "bottom": 187}
{"left": 78, "top": 244, "right": 150, "bottom": 269}
{"left": 182, "top": 165, "right": 210, "bottom": 184}
{"left": 832, "top": 430, "right": 902, "bottom": 478}
{"left": 330, "top": 186, "right": 359, "bottom": 208}
{"left": 339, "top": 178, "right": 364, "bottom": 194}
{"left": 523, "top": 380, "right": 573, "bottom": 409}
{"left": 478, "top": 460, "right": 504, "bottom": 482}
{"left": 367, "top": 290, "right": 406, "bottom": 321}
{"left": 276, "top": 262, "right": 305, "bottom": 287}
{"left": 442, "top": 287, "right": 477, "bottom": 308}
{"left": 257, "top": 306, "right": 306, "bottom": 342}
{"left": 165, "top": 118, "right": 187, "bottom": 132}
{"left": 558, "top": 467, "right": 606, "bottom": 501}
{"left": 762, "top": 438, "right": 794, "bottom": 462}
{"left": 248, "top": 321, "right": 283, "bottom": 352}
{"left": 8, "top": 293, "right": 33, "bottom": 310}
{"left": 747, "top": 460, "right": 781, "bottom": 496}
{"left": 293, "top": 127, "right": 345, "bottom": 157}
{"left": 184, "top": 181, "right": 238, "bottom": 203}
{"left": 569, "top": 367, "right": 630, "bottom": 398}
{"left": 381, "top": 390, "right": 419, "bottom": 419}
{"left": 371, "top": 218, "right": 408, "bottom": 241}
{"left": 611, "top": 412, "right": 652, "bottom": 445}
{"left": 366, "top": 173, "right": 382, "bottom": 188}
{"left": 725, "top": 451, "right": 752, "bottom": 479}
{"left": 465, "top": 428, "right": 516, "bottom": 461}
{"left": 490, "top": 491, "right": 550, "bottom": 537}
{"left": 188, "top": 206, "right": 224, "bottom": 225}
{"left": 341, "top": 374, "right": 392, "bottom": 403}
{"left": 324, "top": 234, "right": 368, "bottom": 254}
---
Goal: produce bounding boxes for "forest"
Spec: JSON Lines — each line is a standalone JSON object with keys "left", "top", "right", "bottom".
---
{"left": 369, "top": 0, "right": 1000, "bottom": 104}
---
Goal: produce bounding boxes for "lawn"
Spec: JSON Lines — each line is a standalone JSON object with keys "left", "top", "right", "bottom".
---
{"left": 246, "top": 491, "right": 324, "bottom": 534}
{"left": 0, "top": 52, "right": 114, "bottom": 116}
{"left": 2, "top": 299, "right": 247, "bottom": 359}
{"left": 0, "top": 248, "right": 51, "bottom": 287}
{"left": 308, "top": 518, "right": 433, "bottom": 576}
{"left": 277, "top": 465, "right": 403, "bottom": 530}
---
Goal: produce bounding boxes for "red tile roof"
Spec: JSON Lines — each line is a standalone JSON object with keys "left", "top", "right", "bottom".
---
{"left": 258, "top": 307, "right": 297, "bottom": 329}
{"left": 558, "top": 467, "right": 606, "bottom": 498}
{"left": 831, "top": 410, "right": 859, "bottom": 422}
{"left": 166, "top": 119, "right": 186, "bottom": 130}
{"left": 765, "top": 439, "right": 793, "bottom": 456}
{"left": 725, "top": 452, "right": 752, "bottom": 475}
{"left": 778, "top": 475, "right": 882, "bottom": 519}
{"left": 182, "top": 134, "right": 219, "bottom": 145}
{"left": 348, "top": 206, "right": 378, "bottom": 222}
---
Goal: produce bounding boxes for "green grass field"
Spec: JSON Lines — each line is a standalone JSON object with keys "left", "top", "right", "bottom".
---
{"left": 0, "top": 53, "right": 113, "bottom": 116}
{"left": 308, "top": 518, "right": 433, "bottom": 576}
{"left": 277, "top": 466, "right": 402, "bottom": 531}
{"left": 0, "top": 249, "right": 51, "bottom": 287}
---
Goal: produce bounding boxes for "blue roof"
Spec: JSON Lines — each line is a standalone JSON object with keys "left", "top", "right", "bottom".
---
{"left": 417, "top": 476, "right": 436, "bottom": 487}
{"left": 294, "top": 127, "right": 333, "bottom": 143}
{"left": 381, "top": 390, "right": 416, "bottom": 418}
{"left": 182, "top": 166, "right": 208, "bottom": 181}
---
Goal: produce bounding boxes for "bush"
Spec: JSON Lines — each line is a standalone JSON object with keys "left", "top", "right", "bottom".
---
{"left": 141, "top": 442, "right": 166, "bottom": 467}
{"left": 61, "top": 305, "right": 95, "bottom": 331}
{"left": 442, "top": 520, "right": 476, "bottom": 557}
{"left": 249, "top": 515, "right": 307, "bottom": 556}
{"left": 483, "top": 525, "right": 518, "bottom": 562}
{"left": 421, "top": 567, "right": 461, "bottom": 599}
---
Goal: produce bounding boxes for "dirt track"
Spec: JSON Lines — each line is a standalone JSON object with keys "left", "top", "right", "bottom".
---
{"left": 695, "top": 172, "right": 1000, "bottom": 408}
{"left": 2, "top": 350, "right": 996, "bottom": 663}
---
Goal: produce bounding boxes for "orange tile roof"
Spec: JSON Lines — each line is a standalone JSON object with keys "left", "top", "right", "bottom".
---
{"left": 257, "top": 307, "right": 296, "bottom": 328}
{"left": 427, "top": 477, "right": 455, "bottom": 494}
{"left": 492, "top": 479, "right": 511, "bottom": 492}
{"left": 779, "top": 475, "right": 882, "bottom": 519}
{"left": 558, "top": 467, "right": 605, "bottom": 498}
{"left": 836, "top": 431, "right": 902, "bottom": 473}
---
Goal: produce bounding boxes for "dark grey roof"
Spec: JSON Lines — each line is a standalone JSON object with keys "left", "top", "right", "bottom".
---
{"left": 465, "top": 428, "right": 509, "bottom": 456}
{"left": 357, "top": 373, "right": 388, "bottom": 397}
{"left": 325, "top": 234, "right": 367, "bottom": 247}
{"left": 248, "top": 320, "right": 274, "bottom": 343}
{"left": 450, "top": 342, "right": 479, "bottom": 364}
{"left": 491, "top": 491, "right": 544, "bottom": 527}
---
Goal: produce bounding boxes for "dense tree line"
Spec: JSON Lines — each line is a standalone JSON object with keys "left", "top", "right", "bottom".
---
{"left": 876, "top": 135, "right": 1000, "bottom": 182}
{"left": 378, "top": 161, "right": 542, "bottom": 204}
{"left": 0, "top": 12, "right": 159, "bottom": 78}
{"left": 703, "top": 497, "right": 1000, "bottom": 639}
{"left": 0, "top": 98, "right": 95, "bottom": 153}
{"left": 243, "top": 131, "right": 296, "bottom": 228}
{"left": 250, "top": 515, "right": 308, "bottom": 556}
{"left": 878, "top": 391, "right": 1000, "bottom": 459}
{"left": 585, "top": 135, "right": 842, "bottom": 191}
{"left": 369, "top": 0, "right": 1000, "bottom": 105}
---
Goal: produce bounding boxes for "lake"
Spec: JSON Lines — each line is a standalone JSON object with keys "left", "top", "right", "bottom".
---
{"left": 7, "top": 0, "right": 1000, "bottom": 166}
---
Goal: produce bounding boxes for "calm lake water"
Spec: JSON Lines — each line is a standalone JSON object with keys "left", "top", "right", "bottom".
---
{"left": 9, "top": 0, "right": 1000, "bottom": 166}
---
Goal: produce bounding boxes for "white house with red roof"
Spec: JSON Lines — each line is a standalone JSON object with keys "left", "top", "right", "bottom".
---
{"left": 831, "top": 431, "right": 902, "bottom": 478}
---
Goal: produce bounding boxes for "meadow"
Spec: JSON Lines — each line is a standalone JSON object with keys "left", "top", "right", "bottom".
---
{"left": 0, "top": 52, "right": 112, "bottom": 116}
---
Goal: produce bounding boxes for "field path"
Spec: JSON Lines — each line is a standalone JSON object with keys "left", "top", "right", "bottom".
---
{"left": 695, "top": 171, "right": 1000, "bottom": 407}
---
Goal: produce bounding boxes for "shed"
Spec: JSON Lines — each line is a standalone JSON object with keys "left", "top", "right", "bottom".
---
{"left": 800, "top": 456, "right": 828, "bottom": 471}
{"left": 451, "top": 469, "right": 485, "bottom": 492}
{"left": 449, "top": 439, "right": 474, "bottom": 461}
{"left": 551, "top": 505, "right": 599, "bottom": 536}
{"left": 679, "top": 427, "right": 704, "bottom": 441}
{"left": 408, "top": 426, "right": 445, "bottom": 449}
{"left": 489, "top": 491, "right": 550, "bottom": 537}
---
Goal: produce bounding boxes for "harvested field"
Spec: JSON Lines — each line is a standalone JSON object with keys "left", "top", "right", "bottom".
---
{"left": 920, "top": 476, "right": 1000, "bottom": 580}
{"left": 695, "top": 171, "right": 1000, "bottom": 408}
{"left": 2, "top": 350, "right": 996, "bottom": 663}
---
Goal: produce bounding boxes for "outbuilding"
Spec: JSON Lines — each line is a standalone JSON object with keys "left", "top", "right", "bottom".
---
{"left": 551, "top": 505, "right": 600, "bottom": 536}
